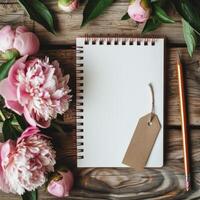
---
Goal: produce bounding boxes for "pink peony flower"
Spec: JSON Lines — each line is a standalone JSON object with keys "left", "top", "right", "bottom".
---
{"left": 0, "top": 56, "right": 71, "bottom": 128}
{"left": 47, "top": 170, "right": 73, "bottom": 197}
{"left": 128, "top": 0, "right": 151, "bottom": 23}
{"left": 0, "top": 25, "right": 39, "bottom": 56}
{"left": 0, "top": 127, "right": 56, "bottom": 195}
{"left": 58, "top": 0, "right": 79, "bottom": 13}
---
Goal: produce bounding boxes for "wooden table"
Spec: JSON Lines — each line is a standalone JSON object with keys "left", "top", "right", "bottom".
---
{"left": 1, "top": 1, "right": 200, "bottom": 199}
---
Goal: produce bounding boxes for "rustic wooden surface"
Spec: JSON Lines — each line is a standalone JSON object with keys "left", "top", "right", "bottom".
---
{"left": 0, "top": 1, "right": 200, "bottom": 199}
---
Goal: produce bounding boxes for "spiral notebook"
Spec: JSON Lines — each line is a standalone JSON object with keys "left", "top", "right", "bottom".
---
{"left": 76, "top": 37, "right": 164, "bottom": 167}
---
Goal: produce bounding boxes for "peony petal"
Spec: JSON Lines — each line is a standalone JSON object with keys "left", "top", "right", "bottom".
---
{"left": 0, "top": 143, "right": 11, "bottom": 193}
{"left": 17, "top": 126, "right": 39, "bottom": 144}
{"left": 47, "top": 181, "right": 65, "bottom": 198}
{"left": 52, "top": 89, "right": 64, "bottom": 99}
{"left": 24, "top": 58, "right": 38, "bottom": 70}
{"left": 0, "top": 25, "right": 15, "bottom": 52}
{"left": 36, "top": 117, "right": 51, "bottom": 128}
{"left": 0, "top": 79, "right": 17, "bottom": 101}
{"left": 17, "top": 84, "right": 30, "bottom": 105}
{"left": 0, "top": 169, "right": 10, "bottom": 193}
{"left": 15, "top": 26, "right": 28, "bottom": 35}
{"left": 13, "top": 32, "right": 40, "bottom": 56}
{"left": 5, "top": 100, "right": 23, "bottom": 115}
{"left": 43, "top": 76, "right": 56, "bottom": 92}
{"left": 1, "top": 140, "right": 16, "bottom": 167}
{"left": 0, "top": 25, "right": 12, "bottom": 34}
{"left": 64, "top": 74, "right": 70, "bottom": 84}
{"left": 8, "top": 55, "right": 28, "bottom": 85}
{"left": 23, "top": 106, "right": 37, "bottom": 127}
{"left": 60, "top": 171, "right": 74, "bottom": 195}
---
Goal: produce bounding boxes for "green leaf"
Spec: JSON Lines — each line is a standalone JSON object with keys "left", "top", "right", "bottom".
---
{"left": 22, "top": 190, "right": 38, "bottom": 200}
{"left": 14, "top": 114, "right": 28, "bottom": 130}
{"left": 142, "top": 2, "right": 174, "bottom": 33}
{"left": 172, "top": 0, "right": 200, "bottom": 34}
{"left": 153, "top": 3, "right": 174, "bottom": 23}
{"left": 81, "top": 0, "right": 114, "bottom": 27}
{"left": 2, "top": 117, "right": 21, "bottom": 141}
{"left": 0, "top": 57, "right": 16, "bottom": 81}
{"left": 51, "top": 121, "right": 65, "bottom": 134}
{"left": 142, "top": 15, "right": 161, "bottom": 33}
{"left": 121, "top": 12, "right": 130, "bottom": 20}
{"left": 17, "top": 0, "right": 55, "bottom": 34}
{"left": 182, "top": 19, "right": 197, "bottom": 57}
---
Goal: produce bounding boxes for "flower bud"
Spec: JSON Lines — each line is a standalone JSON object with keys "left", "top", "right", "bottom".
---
{"left": 47, "top": 169, "right": 74, "bottom": 197}
{"left": 0, "top": 25, "right": 40, "bottom": 56}
{"left": 128, "top": 0, "right": 151, "bottom": 23}
{"left": 58, "top": 0, "right": 79, "bottom": 13}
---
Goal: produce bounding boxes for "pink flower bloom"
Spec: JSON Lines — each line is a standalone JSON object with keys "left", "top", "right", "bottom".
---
{"left": 0, "top": 127, "right": 56, "bottom": 195}
{"left": 0, "top": 25, "right": 39, "bottom": 56}
{"left": 58, "top": 0, "right": 79, "bottom": 13}
{"left": 0, "top": 56, "right": 71, "bottom": 128}
{"left": 128, "top": 0, "right": 151, "bottom": 23}
{"left": 47, "top": 170, "right": 73, "bottom": 197}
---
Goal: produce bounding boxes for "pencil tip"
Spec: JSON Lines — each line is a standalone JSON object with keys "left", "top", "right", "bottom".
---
{"left": 185, "top": 176, "right": 191, "bottom": 191}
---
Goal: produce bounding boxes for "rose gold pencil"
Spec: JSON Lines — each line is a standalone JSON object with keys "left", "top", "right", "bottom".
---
{"left": 176, "top": 53, "right": 190, "bottom": 191}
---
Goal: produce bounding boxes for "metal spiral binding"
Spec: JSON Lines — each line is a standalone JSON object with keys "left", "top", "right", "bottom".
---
{"left": 83, "top": 36, "right": 157, "bottom": 46}
{"left": 76, "top": 45, "right": 84, "bottom": 160}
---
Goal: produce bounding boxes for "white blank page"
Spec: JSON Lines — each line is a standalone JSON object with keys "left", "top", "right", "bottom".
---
{"left": 76, "top": 38, "right": 164, "bottom": 167}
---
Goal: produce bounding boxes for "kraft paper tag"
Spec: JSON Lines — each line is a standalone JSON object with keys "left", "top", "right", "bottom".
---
{"left": 122, "top": 113, "right": 161, "bottom": 170}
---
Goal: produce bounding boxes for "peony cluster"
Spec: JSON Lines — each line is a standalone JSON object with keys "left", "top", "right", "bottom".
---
{"left": 0, "top": 56, "right": 71, "bottom": 128}
{"left": 0, "top": 127, "right": 56, "bottom": 195}
{"left": 0, "top": 25, "right": 73, "bottom": 198}
{"left": 0, "top": 25, "right": 39, "bottom": 58}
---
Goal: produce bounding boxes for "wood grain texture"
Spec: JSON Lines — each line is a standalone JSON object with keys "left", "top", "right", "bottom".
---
{"left": 0, "top": 2, "right": 33, "bottom": 29}
{"left": 0, "top": 2, "right": 200, "bottom": 200}
{"left": 0, "top": 1, "right": 184, "bottom": 45}
{"left": 0, "top": 128, "right": 199, "bottom": 200}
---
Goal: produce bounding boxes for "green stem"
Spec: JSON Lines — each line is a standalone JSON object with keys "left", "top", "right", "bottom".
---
{"left": 193, "top": 28, "right": 200, "bottom": 36}
{"left": 0, "top": 110, "right": 6, "bottom": 121}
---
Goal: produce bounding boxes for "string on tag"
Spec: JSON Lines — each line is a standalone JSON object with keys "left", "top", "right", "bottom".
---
{"left": 148, "top": 83, "right": 155, "bottom": 126}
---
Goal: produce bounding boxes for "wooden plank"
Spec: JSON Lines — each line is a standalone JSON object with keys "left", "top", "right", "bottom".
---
{"left": 0, "top": 3, "right": 33, "bottom": 30}
{"left": 0, "top": 1, "right": 184, "bottom": 45}
{"left": 167, "top": 48, "right": 200, "bottom": 126}
{"left": 0, "top": 2, "right": 199, "bottom": 200}
{"left": 0, "top": 129, "right": 199, "bottom": 200}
